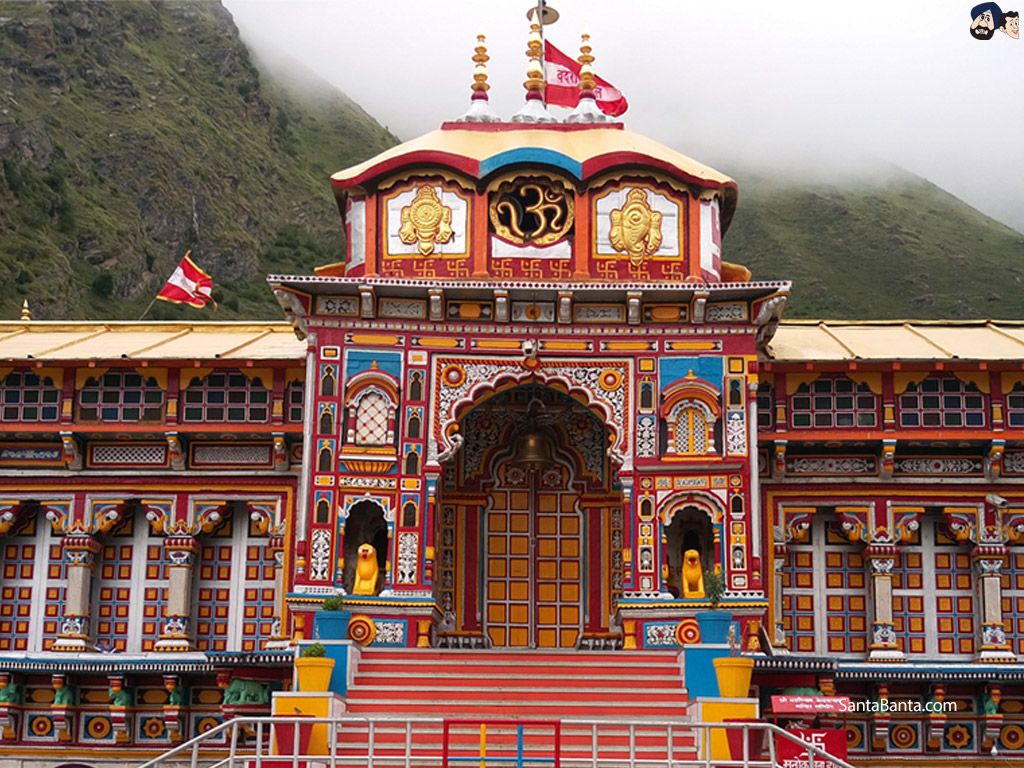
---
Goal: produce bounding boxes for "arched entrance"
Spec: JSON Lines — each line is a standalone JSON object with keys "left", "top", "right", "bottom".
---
{"left": 434, "top": 384, "right": 622, "bottom": 649}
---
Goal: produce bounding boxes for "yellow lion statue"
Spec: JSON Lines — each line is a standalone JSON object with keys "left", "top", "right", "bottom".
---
{"left": 682, "top": 549, "right": 705, "bottom": 598}
{"left": 352, "top": 543, "right": 380, "bottom": 595}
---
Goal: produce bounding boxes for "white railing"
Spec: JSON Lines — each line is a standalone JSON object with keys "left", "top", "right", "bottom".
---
{"left": 136, "top": 715, "right": 854, "bottom": 768}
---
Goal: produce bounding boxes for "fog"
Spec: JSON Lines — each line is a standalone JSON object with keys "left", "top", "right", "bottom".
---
{"left": 224, "top": 0, "right": 1024, "bottom": 233}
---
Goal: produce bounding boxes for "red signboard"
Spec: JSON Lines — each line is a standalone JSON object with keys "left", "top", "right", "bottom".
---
{"left": 771, "top": 695, "right": 851, "bottom": 715}
{"left": 775, "top": 729, "right": 848, "bottom": 766}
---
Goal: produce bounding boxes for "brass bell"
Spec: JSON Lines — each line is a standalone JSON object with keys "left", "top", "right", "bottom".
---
{"left": 513, "top": 428, "right": 552, "bottom": 467}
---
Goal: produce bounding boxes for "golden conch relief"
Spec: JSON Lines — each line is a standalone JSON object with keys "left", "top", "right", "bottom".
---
{"left": 398, "top": 185, "right": 454, "bottom": 256}
{"left": 609, "top": 188, "right": 663, "bottom": 266}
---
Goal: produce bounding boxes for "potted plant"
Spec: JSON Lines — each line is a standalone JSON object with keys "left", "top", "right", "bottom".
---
{"left": 694, "top": 567, "right": 733, "bottom": 643}
{"left": 294, "top": 642, "right": 335, "bottom": 693}
{"left": 713, "top": 624, "right": 755, "bottom": 698}
{"left": 312, "top": 595, "right": 351, "bottom": 640}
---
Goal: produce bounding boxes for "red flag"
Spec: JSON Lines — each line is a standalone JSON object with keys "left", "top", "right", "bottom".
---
{"left": 543, "top": 40, "right": 628, "bottom": 117}
{"left": 157, "top": 251, "right": 216, "bottom": 308}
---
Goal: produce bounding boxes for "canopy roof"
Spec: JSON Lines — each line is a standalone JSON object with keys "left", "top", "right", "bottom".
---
{"left": 766, "top": 320, "right": 1024, "bottom": 362}
{"left": 331, "top": 123, "right": 739, "bottom": 230}
{"left": 1, "top": 320, "right": 1022, "bottom": 364}
{"left": 0, "top": 322, "right": 304, "bottom": 362}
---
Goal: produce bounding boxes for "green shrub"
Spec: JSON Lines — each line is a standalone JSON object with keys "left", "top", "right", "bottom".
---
{"left": 300, "top": 642, "right": 327, "bottom": 658}
{"left": 321, "top": 595, "right": 345, "bottom": 612}
{"left": 703, "top": 568, "right": 726, "bottom": 608}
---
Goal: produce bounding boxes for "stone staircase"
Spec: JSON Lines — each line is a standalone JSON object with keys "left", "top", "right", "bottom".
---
{"left": 335, "top": 648, "right": 696, "bottom": 764}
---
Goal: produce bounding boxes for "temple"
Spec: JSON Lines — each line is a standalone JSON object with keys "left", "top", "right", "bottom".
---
{"left": 0, "top": 23, "right": 1023, "bottom": 768}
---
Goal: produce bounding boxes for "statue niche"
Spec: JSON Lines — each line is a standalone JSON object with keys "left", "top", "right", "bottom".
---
{"left": 343, "top": 500, "right": 388, "bottom": 595}
{"left": 664, "top": 505, "right": 714, "bottom": 598}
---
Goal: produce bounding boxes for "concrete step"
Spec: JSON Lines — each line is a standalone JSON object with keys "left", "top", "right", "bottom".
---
{"left": 352, "top": 674, "right": 685, "bottom": 688}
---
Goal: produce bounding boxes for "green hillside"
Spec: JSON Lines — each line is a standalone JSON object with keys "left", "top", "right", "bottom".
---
{"left": 0, "top": 0, "right": 396, "bottom": 320}
{"left": 0, "top": 1, "right": 1021, "bottom": 322}
{"left": 726, "top": 172, "right": 1024, "bottom": 319}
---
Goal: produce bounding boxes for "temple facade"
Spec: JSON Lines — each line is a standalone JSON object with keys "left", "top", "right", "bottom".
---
{"left": 0, "top": 29, "right": 1022, "bottom": 768}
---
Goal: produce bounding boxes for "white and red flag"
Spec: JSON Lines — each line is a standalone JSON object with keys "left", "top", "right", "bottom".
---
{"left": 543, "top": 40, "right": 628, "bottom": 117}
{"left": 156, "top": 251, "right": 216, "bottom": 308}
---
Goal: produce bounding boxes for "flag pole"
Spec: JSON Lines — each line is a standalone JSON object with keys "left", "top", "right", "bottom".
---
{"left": 137, "top": 295, "right": 158, "bottom": 322}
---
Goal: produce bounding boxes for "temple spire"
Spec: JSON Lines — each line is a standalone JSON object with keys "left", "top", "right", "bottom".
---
{"left": 566, "top": 31, "right": 610, "bottom": 123}
{"left": 19, "top": 300, "right": 30, "bottom": 322}
{"left": 512, "top": 19, "right": 556, "bottom": 123}
{"left": 456, "top": 33, "right": 500, "bottom": 123}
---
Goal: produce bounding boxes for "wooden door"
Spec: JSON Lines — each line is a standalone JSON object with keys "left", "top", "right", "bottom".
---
{"left": 485, "top": 463, "right": 582, "bottom": 648}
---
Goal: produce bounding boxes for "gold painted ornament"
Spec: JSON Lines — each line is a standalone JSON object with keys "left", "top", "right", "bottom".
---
{"left": 609, "top": 188, "right": 663, "bottom": 266}
{"left": 399, "top": 186, "right": 454, "bottom": 256}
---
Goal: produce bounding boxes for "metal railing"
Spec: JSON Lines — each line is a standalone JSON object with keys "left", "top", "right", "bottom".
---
{"left": 136, "top": 715, "right": 855, "bottom": 768}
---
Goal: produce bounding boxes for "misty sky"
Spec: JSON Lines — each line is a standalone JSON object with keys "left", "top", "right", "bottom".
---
{"left": 223, "top": 0, "right": 1024, "bottom": 233}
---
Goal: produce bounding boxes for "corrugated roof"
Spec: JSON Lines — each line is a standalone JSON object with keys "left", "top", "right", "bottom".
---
{"left": 0, "top": 323, "right": 306, "bottom": 362}
{"left": 0, "top": 320, "right": 1021, "bottom": 364}
{"left": 766, "top": 321, "right": 1024, "bottom": 362}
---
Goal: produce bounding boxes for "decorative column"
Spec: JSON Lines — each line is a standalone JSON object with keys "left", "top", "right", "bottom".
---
{"left": 974, "top": 544, "right": 1015, "bottom": 661}
{"left": 265, "top": 537, "right": 291, "bottom": 649}
{"left": 865, "top": 544, "right": 902, "bottom": 661}
{"left": 154, "top": 536, "right": 198, "bottom": 652}
{"left": 52, "top": 535, "right": 100, "bottom": 651}
{"left": 773, "top": 539, "right": 788, "bottom": 650}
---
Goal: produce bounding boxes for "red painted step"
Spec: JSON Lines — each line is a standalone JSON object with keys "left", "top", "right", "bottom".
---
{"left": 342, "top": 647, "right": 688, "bottom": 729}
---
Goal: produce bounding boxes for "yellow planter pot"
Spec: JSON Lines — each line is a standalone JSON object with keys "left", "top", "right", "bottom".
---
{"left": 295, "top": 657, "right": 336, "bottom": 692}
{"left": 712, "top": 656, "right": 754, "bottom": 698}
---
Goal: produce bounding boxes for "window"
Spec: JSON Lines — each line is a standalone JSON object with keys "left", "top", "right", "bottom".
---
{"left": 640, "top": 382, "right": 654, "bottom": 410}
{"left": 899, "top": 377, "right": 985, "bottom": 428}
{"left": 181, "top": 371, "right": 269, "bottom": 423}
{"left": 93, "top": 506, "right": 167, "bottom": 653}
{"left": 402, "top": 502, "right": 417, "bottom": 527}
{"left": 0, "top": 371, "right": 60, "bottom": 422}
{"left": 1002, "top": 548, "right": 1024, "bottom": 655}
{"left": 194, "top": 507, "right": 276, "bottom": 652}
{"left": 1007, "top": 383, "right": 1024, "bottom": 428}
{"left": 756, "top": 382, "right": 773, "bottom": 430}
{"left": 315, "top": 499, "right": 330, "bottom": 524}
{"left": 286, "top": 380, "right": 304, "bottom": 422}
{"left": 409, "top": 372, "right": 423, "bottom": 402}
{"left": 318, "top": 446, "right": 332, "bottom": 472}
{"left": 405, "top": 451, "right": 419, "bottom": 475}
{"left": 0, "top": 510, "right": 64, "bottom": 651}
{"left": 355, "top": 391, "right": 390, "bottom": 445}
{"left": 790, "top": 376, "right": 877, "bottom": 429}
{"left": 319, "top": 410, "right": 333, "bottom": 435}
{"left": 782, "top": 514, "right": 868, "bottom": 657}
{"left": 407, "top": 413, "right": 421, "bottom": 439}
{"left": 78, "top": 371, "right": 164, "bottom": 422}
{"left": 892, "top": 517, "right": 974, "bottom": 658}
{"left": 673, "top": 404, "right": 710, "bottom": 454}
{"left": 320, "top": 368, "right": 336, "bottom": 397}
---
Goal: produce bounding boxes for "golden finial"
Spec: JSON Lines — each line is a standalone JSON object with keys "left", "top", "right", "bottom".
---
{"left": 524, "top": 21, "right": 544, "bottom": 94}
{"left": 20, "top": 300, "right": 30, "bottom": 322}
{"left": 471, "top": 33, "right": 490, "bottom": 96}
{"left": 578, "top": 32, "right": 596, "bottom": 92}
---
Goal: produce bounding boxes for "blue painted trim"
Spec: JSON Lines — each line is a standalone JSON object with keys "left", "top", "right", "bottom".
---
{"left": 480, "top": 149, "right": 583, "bottom": 179}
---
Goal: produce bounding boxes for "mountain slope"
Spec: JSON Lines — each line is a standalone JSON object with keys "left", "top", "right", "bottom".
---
{"left": 725, "top": 171, "right": 1024, "bottom": 319}
{"left": 1, "top": 2, "right": 1021, "bottom": 322}
{"left": 0, "top": 0, "right": 396, "bottom": 320}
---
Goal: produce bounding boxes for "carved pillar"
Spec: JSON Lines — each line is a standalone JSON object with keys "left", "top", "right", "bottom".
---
{"left": 865, "top": 545, "right": 902, "bottom": 661}
{"left": 974, "top": 545, "right": 1015, "bottom": 661}
{"left": 265, "top": 539, "right": 291, "bottom": 649}
{"left": 154, "top": 536, "right": 198, "bottom": 652}
{"left": 773, "top": 539, "right": 788, "bottom": 650}
{"left": 52, "top": 535, "right": 100, "bottom": 651}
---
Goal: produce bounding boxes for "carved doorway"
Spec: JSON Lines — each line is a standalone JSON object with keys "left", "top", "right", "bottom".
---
{"left": 434, "top": 384, "right": 622, "bottom": 650}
